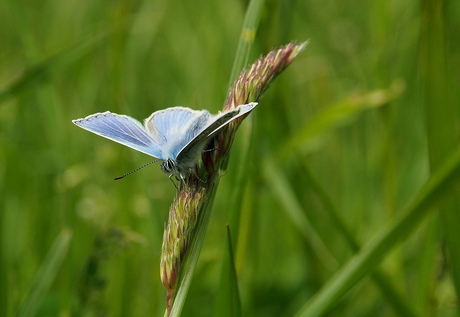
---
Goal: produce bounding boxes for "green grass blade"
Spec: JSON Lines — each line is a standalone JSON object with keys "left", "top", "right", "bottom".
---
{"left": 17, "top": 229, "right": 72, "bottom": 317}
{"left": 263, "top": 156, "right": 338, "bottom": 271}
{"left": 299, "top": 164, "right": 418, "bottom": 317}
{"left": 265, "top": 154, "right": 417, "bottom": 316}
{"left": 228, "top": 0, "right": 265, "bottom": 86}
{"left": 0, "top": 26, "right": 125, "bottom": 103}
{"left": 279, "top": 81, "right": 405, "bottom": 159}
{"left": 295, "top": 145, "right": 460, "bottom": 317}
{"left": 214, "top": 226, "right": 242, "bottom": 317}
{"left": 420, "top": 0, "right": 460, "bottom": 307}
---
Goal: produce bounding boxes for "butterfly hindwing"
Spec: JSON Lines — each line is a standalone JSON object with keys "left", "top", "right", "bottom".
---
{"left": 72, "top": 112, "right": 162, "bottom": 158}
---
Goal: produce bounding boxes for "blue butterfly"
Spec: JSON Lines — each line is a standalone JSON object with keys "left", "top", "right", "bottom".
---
{"left": 72, "top": 102, "right": 257, "bottom": 180}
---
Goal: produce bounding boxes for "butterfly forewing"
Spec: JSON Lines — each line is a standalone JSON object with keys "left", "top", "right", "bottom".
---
{"left": 176, "top": 102, "right": 258, "bottom": 164}
{"left": 207, "top": 102, "right": 258, "bottom": 137}
{"left": 72, "top": 112, "right": 162, "bottom": 158}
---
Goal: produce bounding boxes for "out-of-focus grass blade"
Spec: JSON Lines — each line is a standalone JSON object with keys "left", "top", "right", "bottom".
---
{"left": 263, "top": 156, "right": 338, "bottom": 271}
{"left": 17, "top": 228, "right": 72, "bottom": 317}
{"left": 420, "top": 0, "right": 460, "bottom": 306}
{"left": 214, "top": 226, "right": 242, "bottom": 317}
{"left": 299, "top": 164, "right": 418, "bottom": 317}
{"left": 264, "top": 154, "right": 416, "bottom": 316}
{"left": 295, "top": 145, "right": 460, "bottom": 317}
{"left": 228, "top": 0, "right": 264, "bottom": 86}
{"left": 279, "top": 80, "right": 405, "bottom": 159}
{"left": 0, "top": 26, "right": 124, "bottom": 103}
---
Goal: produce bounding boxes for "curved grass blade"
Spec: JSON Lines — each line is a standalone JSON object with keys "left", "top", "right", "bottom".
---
{"left": 298, "top": 163, "right": 418, "bottom": 317}
{"left": 263, "top": 156, "right": 338, "bottom": 271}
{"left": 0, "top": 25, "right": 127, "bottom": 104}
{"left": 295, "top": 145, "right": 460, "bottom": 316}
{"left": 279, "top": 80, "right": 405, "bottom": 160}
{"left": 17, "top": 228, "right": 72, "bottom": 317}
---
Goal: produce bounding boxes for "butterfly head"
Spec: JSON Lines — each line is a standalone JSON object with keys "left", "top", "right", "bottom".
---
{"left": 161, "top": 158, "right": 177, "bottom": 175}
{"left": 161, "top": 158, "right": 191, "bottom": 187}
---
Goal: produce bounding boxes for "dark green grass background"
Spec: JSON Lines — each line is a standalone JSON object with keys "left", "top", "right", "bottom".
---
{"left": 1, "top": 0, "right": 459, "bottom": 316}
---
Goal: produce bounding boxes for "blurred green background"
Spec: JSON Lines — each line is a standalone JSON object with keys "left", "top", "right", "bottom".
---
{"left": 1, "top": 0, "right": 459, "bottom": 316}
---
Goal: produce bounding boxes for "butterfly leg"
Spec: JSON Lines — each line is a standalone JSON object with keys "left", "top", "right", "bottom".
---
{"left": 202, "top": 147, "right": 219, "bottom": 153}
{"left": 188, "top": 167, "right": 207, "bottom": 184}
{"left": 168, "top": 174, "right": 179, "bottom": 190}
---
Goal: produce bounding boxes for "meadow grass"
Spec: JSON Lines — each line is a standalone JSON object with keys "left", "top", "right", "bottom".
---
{"left": 1, "top": 0, "right": 459, "bottom": 316}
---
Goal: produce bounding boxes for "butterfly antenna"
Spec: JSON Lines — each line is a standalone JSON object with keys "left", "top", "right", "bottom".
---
{"left": 114, "top": 160, "right": 160, "bottom": 180}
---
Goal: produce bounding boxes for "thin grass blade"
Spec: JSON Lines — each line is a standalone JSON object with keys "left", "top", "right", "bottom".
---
{"left": 214, "top": 226, "right": 242, "bottom": 317}
{"left": 0, "top": 26, "right": 126, "bottom": 103}
{"left": 298, "top": 163, "right": 418, "bottom": 317}
{"left": 17, "top": 228, "right": 72, "bottom": 317}
{"left": 263, "top": 156, "right": 338, "bottom": 271}
{"left": 228, "top": 0, "right": 265, "bottom": 86}
{"left": 419, "top": 0, "right": 460, "bottom": 307}
{"left": 279, "top": 81, "right": 405, "bottom": 159}
{"left": 295, "top": 145, "right": 460, "bottom": 316}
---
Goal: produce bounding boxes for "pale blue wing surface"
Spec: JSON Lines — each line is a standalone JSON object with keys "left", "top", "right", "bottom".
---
{"left": 145, "top": 107, "right": 211, "bottom": 159}
{"left": 73, "top": 103, "right": 258, "bottom": 178}
{"left": 72, "top": 112, "right": 163, "bottom": 158}
{"left": 145, "top": 107, "right": 209, "bottom": 142}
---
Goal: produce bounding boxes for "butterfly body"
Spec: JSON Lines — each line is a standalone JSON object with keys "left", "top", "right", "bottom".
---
{"left": 73, "top": 102, "right": 257, "bottom": 180}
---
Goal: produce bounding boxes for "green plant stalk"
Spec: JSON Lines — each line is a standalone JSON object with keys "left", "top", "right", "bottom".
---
{"left": 420, "top": 0, "right": 460, "bottom": 305}
{"left": 161, "top": 43, "right": 307, "bottom": 316}
{"left": 296, "top": 144, "right": 460, "bottom": 317}
{"left": 228, "top": 0, "right": 264, "bottom": 86}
